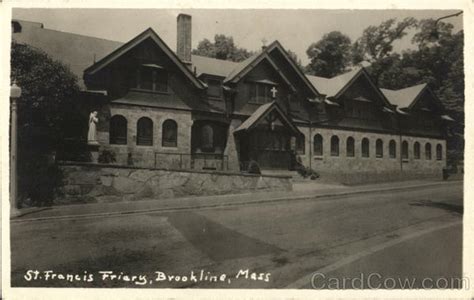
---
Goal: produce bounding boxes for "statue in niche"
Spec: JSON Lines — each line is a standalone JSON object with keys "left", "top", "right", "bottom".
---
{"left": 87, "top": 111, "right": 99, "bottom": 145}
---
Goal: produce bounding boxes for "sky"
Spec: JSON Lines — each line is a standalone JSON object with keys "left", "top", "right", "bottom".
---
{"left": 12, "top": 9, "right": 463, "bottom": 65}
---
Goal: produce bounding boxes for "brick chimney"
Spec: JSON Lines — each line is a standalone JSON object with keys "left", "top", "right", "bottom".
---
{"left": 177, "top": 14, "right": 192, "bottom": 66}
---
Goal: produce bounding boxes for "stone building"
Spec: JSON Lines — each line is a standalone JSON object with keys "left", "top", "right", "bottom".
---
{"left": 11, "top": 15, "right": 453, "bottom": 180}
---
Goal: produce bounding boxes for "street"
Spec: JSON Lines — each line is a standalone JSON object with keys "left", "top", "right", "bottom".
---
{"left": 10, "top": 182, "right": 463, "bottom": 289}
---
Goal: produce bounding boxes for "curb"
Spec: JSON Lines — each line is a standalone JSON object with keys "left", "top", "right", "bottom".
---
{"left": 11, "top": 180, "right": 461, "bottom": 223}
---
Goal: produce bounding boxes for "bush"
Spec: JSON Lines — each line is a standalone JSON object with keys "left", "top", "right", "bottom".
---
{"left": 295, "top": 161, "right": 319, "bottom": 180}
{"left": 12, "top": 42, "right": 80, "bottom": 207}
{"left": 19, "top": 155, "right": 63, "bottom": 207}
{"left": 98, "top": 149, "right": 116, "bottom": 164}
{"left": 247, "top": 160, "right": 261, "bottom": 175}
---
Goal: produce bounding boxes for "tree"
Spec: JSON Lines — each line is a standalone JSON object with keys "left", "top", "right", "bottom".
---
{"left": 352, "top": 17, "right": 417, "bottom": 83}
{"left": 374, "top": 19, "right": 464, "bottom": 166}
{"left": 11, "top": 41, "right": 81, "bottom": 206}
{"left": 192, "top": 34, "right": 255, "bottom": 62}
{"left": 305, "top": 31, "right": 352, "bottom": 77}
{"left": 286, "top": 49, "right": 304, "bottom": 72}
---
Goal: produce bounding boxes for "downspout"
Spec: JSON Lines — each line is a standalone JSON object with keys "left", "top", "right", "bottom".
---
{"left": 398, "top": 110, "right": 403, "bottom": 172}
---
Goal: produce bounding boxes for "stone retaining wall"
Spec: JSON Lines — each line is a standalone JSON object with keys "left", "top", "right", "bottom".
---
{"left": 56, "top": 162, "right": 292, "bottom": 205}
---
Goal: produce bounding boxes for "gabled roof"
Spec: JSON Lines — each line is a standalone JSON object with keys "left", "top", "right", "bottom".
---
{"left": 306, "top": 68, "right": 360, "bottom": 98}
{"left": 381, "top": 83, "right": 428, "bottom": 109}
{"left": 224, "top": 41, "right": 321, "bottom": 96}
{"left": 192, "top": 54, "right": 240, "bottom": 77}
{"left": 12, "top": 19, "right": 123, "bottom": 88}
{"left": 234, "top": 101, "right": 301, "bottom": 136}
{"left": 84, "top": 28, "right": 205, "bottom": 89}
{"left": 306, "top": 67, "right": 392, "bottom": 107}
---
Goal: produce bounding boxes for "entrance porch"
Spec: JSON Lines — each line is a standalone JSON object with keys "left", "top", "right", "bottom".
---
{"left": 234, "top": 101, "right": 302, "bottom": 171}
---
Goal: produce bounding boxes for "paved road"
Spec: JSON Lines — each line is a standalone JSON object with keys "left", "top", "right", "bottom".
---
{"left": 10, "top": 182, "right": 463, "bottom": 289}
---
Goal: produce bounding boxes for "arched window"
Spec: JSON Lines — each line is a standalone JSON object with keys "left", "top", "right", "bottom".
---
{"left": 414, "top": 142, "right": 420, "bottom": 159}
{"left": 109, "top": 115, "right": 127, "bottom": 145}
{"left": 136, "top": 117, "right": 153, "bottom": 146}
{"left": 201, "top": 124, "right": 214, "bottom": 152}
{"left": 330, "top": 136, "right": 339, "bottom": 156}
{"left": 425, "top": 143, "right": 432, "bottom": 160}
{"left": 361, "top": 138, "right": 369, "bottom": 158}
{"left": 402, "top": 141, "right": 409, "bottom": 159}
{"left": 313, "top": 134, "right": 323, "bottom": 156}
{"left": 346, "top": 137, "right": 355, "bottom": 157}
{"left": 376, "top": 139, "right": 383, "bottom": 158}
{"left": 389, "top": 140, "right": 396, "bottom": 158}
{"left": 162, "top": 119, "right": 177, "bottom": 147}
{"left": 436, "top": 144, "right": 443, "bottom": 160}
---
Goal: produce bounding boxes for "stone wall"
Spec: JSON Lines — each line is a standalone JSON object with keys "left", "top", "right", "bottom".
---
{"left": 97, "top": 104, "right": 193, "bottom": 168}
{"left": 56, "top": 162, "right": 292, "bottom": 205}
{"left": 296, "top": 126, "right": 446, "bottom": 181}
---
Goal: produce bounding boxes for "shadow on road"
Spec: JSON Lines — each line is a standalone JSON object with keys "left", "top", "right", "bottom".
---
{"left": 167, "top": 212, "right": 283, "bottom": 262}
{"left": 409, "top": 200, "right": 463, "bottom": 214}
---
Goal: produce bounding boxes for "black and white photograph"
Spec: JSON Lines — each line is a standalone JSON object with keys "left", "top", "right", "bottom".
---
{"left": 2, "top": 1, "right": 471, "bottom": 298}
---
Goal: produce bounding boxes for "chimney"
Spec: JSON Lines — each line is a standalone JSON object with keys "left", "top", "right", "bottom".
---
{"left": 177, "top": 14, "right": 192, "bottom": 67}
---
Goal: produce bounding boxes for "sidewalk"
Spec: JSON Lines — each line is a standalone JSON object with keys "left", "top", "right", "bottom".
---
{"left": 12, "top": 179, "right": 462, "bottom": 222}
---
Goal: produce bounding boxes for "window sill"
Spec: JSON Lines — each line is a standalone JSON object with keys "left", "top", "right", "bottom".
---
{"left": 130, "top": 88, "right": 170, "bottom": 95}
{"left": 248, "top": 101, "right": 270, "bottom": 105}
{"left": 402, "top": 159, "right": 409, "bottom": 163}
{"left": 207, "top": 96, "right": 223, "bottom": 101}
{"left": 313, "top": 156, "right": 323, "bottom": 160}
{"left": 161, "top": 146, "right": 178, "bottom": 150}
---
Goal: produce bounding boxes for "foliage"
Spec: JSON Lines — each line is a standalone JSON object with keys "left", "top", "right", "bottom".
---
{"left": 11, "top": 41, "right": 81, "bottom": 207}
{"left": 98, "top": 149, "right": 117, "bottom": 164}
{"left": 192, "top": 34, "right": 255, "bottom": 62}
{"left": 247, "top": 160, "right": 261, "bottom": 175}
{"left": 294, "top": 157, "right": 319, "bottom": 180}
{"left": 374, "top": 20, "right": 464, "bottom": 166}
{"left": 305, "top": 31, "right": 352, "bottom": 77}
{"left": 352, "top": 17, "right": 417, "bottom": 83}
{"left": 286, "top": 49, "right": 304, "bottom": 72}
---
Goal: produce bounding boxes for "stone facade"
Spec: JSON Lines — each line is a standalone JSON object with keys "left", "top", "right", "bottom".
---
{"left": 97, "top": 104, "right": 193, "bottom": 168}
{"left": 57, "top": 163, "right": 292, "bottom": 205}
{"left": 296, "top": 126, "right": 446, "bottom": 181}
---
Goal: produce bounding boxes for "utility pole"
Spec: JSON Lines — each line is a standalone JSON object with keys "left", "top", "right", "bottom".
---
{"left": 10, "top": 82, "right": 22, "bottom": 216}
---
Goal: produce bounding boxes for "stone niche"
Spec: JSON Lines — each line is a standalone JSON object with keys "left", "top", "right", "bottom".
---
{"left": 56, "top": 162, "right": 292, "bottom": 205}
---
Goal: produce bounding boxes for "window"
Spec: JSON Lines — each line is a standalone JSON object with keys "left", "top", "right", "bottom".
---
{"left": 436, "top": 144, "right": 443, "bottom": 160}
{"left": 136, "top": 65, "right": 168, "bottom": 92}
{"left": 376, "top": 139, "right": 383, "bottom": 158}
{"left": 402, "top": 141, "right": 409, "bottom": 159}
{"left": 249, "top": 83, "right": 275, "bottom": 104}
{"left": 162, "top": 119, "right": 177, "bottom": 147}
{"left": 206, "top": 78, "right": 222, "bottom": 98}
{"left": 296, "top": 135, "right": 305, "bottom": 154}
{"left": 313, "top": 134, "right": 323, "bottom": 156}
{"left": 109, "top": 115, "right": 127, "bottom": 145}
{"left": 201, "top": 124, "right": 214, "bottom": 152}
{"left": 414, "top": 142, "right": 420, "bottom": 159}
{"left": 331, "top": 136, "right": 339, "bottom": 156}
{"left": 389, "top": 140, "right": 396, "bottom": 158}
{"left": 361, "top": 138, "right": 369, "bottom": 158}
{"left": 136, "top": 117, "right": 153, "bottom": 146}
{"left": 425, "top": 143, "right": 432, "bottom": 160}
{"left": 346, "top": 137, "right": 355, "bottom": 157}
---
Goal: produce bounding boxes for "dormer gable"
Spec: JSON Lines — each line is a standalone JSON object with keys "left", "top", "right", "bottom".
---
{"left": 84, "top": 28, "right": 205, "bottom": 91}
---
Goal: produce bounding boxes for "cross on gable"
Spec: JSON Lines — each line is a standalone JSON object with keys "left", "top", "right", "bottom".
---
{"left": 270, "top": 86, "right": 278, "bottom": 98}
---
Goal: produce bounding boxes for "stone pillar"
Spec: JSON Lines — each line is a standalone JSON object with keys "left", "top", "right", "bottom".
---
{"left": 224, "top": 119, "right": 242, "bottom": 171}
{"left": 88, "top": 144, "right": 100, "bottom": 163}
{"left": 10, "top": 83, "right": 21, "bottom": 215}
